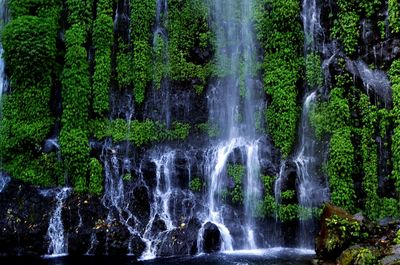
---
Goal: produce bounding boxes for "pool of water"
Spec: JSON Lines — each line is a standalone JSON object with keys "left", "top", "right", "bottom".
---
{"left": 0, "top": 248, "right": 315, "bottom": 265}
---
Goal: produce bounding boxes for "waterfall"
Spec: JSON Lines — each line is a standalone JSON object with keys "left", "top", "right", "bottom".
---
{"left": 0, "top": 174, "right": 9, "bottom": 193}
{"left": 0, "top": 0, "right": 7, "bottom": 101}
{"left": 141, "top": 150, "right": 176, "bottom": 260}
{"left": 46, "top": 187, "right": 71, "bottom": 257}
{"left": 145, "top": 0, "right": 171, "bottom": 127}
{"left": 198, "top": 0, "right": 265, "bottom": 251}
{"left": 0, "top": 0, "right": 8, "bottom": 183}
{"left": 294, "top": 0, "right": 328, "bottom": 248}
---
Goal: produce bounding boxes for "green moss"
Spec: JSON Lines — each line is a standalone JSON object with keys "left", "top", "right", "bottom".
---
{"left": 359, "top": 95, "right": 380, "bottom": 220}
{"left": 389, "top": 0, "right": 400, "bottom": 34}
{"left": 331, "top": 0, "right": 360, "bottom": 55}
{"left": 60, "top": 129, "right": 90, "bottom": 193}
{"left": 168, "top": 0, "right": 211, "bottom": 84}
{"left": 130, "top": 0, "right": 156, "bottom": 104}
{"left": 90, "top": 119, "right": 190, "bottom": 146}
{"left": 325, "top": 215, "right": 363, "bottom": 252}
{"left": 328, "top": 127, "right": 356, "bottom": 212}
{"left": 2, "top": 16, "right": 57, "bottom": 88}
{"left": 0, "top": 1, "right": 60, "bottom": 188}
{"left": 305, "top": 53, "right": 323, "bottom": 88}
{"left": 189, "top": 177, "right": 202, "bottom": 192}
{"left": 389, "top": 60, "right": 400, "bottom": 203}
{"left": 89, "top": 158, "right": 103, "bottom": 196}
{"left": 255, "top": 0, "right": 303, "bottom": 158}
{"left": 227, "top": 164, "right": 245, "bottom": 204}
{"left": 92, "top": 0, "right": 113, "bottom": 115}
{"left": 256, "top": 175, "right": 276, "bottom": 218}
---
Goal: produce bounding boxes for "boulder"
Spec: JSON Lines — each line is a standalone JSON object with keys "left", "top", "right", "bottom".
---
{"left": 157, "top": 218, "right": 202, "bottom": 256}
{"left": 202, "top": 222, "right": 221, "bottom": 253}
{"left": 316, "top": 203, "right": 360, "bottom": 259}
{"left": 381, "top": 254, "right": 400, "bottom": 265}
{"left": 337, "top": 245, "right": 378, "bottom": 265}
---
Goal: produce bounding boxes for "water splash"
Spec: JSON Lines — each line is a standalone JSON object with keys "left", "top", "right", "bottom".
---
{"left": 294, "top": 0, "right": 329, "bottom": 248}
{"left": 46, "top": 187, "right": 71, "bottom": 257}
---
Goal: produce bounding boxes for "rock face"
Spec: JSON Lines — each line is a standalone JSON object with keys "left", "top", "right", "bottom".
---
{"left": 157, "top": 218, "right": 201, "bottom": 256}
{"left": 316, "top": 204, "right": 400, "bottom": 265}
{"left": 202, "top": 222, "right": 221, "bottom": 253}
{"left": 0, "top": 180, "right": 52, "bottom": 255}
{"left": 0, "top": 179, "right": 148, "bottom": 256}
{"left": 316, "top": 203, "right": 358, "bottom": 259}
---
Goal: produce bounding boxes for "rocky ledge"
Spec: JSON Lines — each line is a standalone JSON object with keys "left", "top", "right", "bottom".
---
{"left": 315, "top": 204, "right": 400, "bottom": 265}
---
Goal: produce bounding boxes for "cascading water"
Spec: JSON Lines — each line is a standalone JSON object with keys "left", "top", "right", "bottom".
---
{"left": 0, "top": 0, "right": 9, "bottom": 183}
{"left": 0, "top": 0, "right": 7, "bottom": 102}
{"left": 198, "top": 0, "right": 265, "bottom": 251}
{"left": 0, "top": 174, "right": 9, "bottom": 193}
{"left": 141, "top": 150, "right": 176, "bottom": 259}
{"left": 294, "top": 0, "right": 328, "bottom": 248}
{"left": 101, "top": 140, "right": 142, "bottom": 245}
{"left": 46, "top": 188, "right": 71, "bottom": 257}
{"left": 145, "top": 0, "right": 171, "bottom": 127}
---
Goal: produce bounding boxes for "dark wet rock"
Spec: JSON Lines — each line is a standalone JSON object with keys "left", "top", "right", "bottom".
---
{"left": 0, "top": 180, "right": 53, "bottom": 256}
{"left": 381, "top": 254, "right": 400, "bottom": 265}
{"left": 127, "top": 185, "right": 151, "bottom": 224}
{"left": 157, "top": 218, "right": 201, "bottom": 256}
{"left": 202, "top": 222, "right": 221, "bottom": 253}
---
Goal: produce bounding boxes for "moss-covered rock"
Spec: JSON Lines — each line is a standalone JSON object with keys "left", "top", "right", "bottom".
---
{"left": 316, "top": 204, "right": 363, "bottom": 259}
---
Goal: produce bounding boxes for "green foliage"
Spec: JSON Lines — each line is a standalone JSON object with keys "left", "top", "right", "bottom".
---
{"left": 381, "top": 198, "right": 399, "bottom": 218}
{"left": 167, "top": 0, "right": 211, "bottom": 84}
{"left": 9, "top": 0, "right": 61, "bottom": 19}
{"left": 390, "top": 60, "right": 400, "bottom": 199}
{"left": 354, "top": 248, "right": 377, "bottom": 265}
{"left": 255, "top": 0, "right": 303, "bottom": 158}
{"left": 331, "top": 0, "right": 360, "bottom": 55}
{"left": 328, "top": 127, "right": 356, "bottom": 212}
{"left": 256, "top": 175, "right": 276, "bottom": 218}
{"left": 133, "top": 40, "right": 152, "bottom": 104}
{"left": 123, "top": 173, "right": 133, "bottom": 181}
{"left": 60, "top": 129, "right": 89, "bottom": 193}
{"left": 305, "top": 53, "right": 323, "bottom": 88}
{"left": 227, "top": 164, "right": 245, "bottom": 204}
{"left": 394, "top": 229, "right": 400, "bottom": 245}
{"left": 325, "top": 215, "right": 363, "bottom": 252}
{"left": 59, "top": 0, "right": 92, "bottom": 192}
{"left": 281, "top": 190, "right": 295, "bottom": 200}
{"left": 389, "top": 0, "right": 400, "bottom": 34}
{"left": 3, "top": 153, "right": 60, "bottom": 187}
{"left": 152, "top": 34, "right": 170, "bottom": 90}
{"left": 2, "top": 16, "right": 57, "bottom": 88}
{"left": 0, "top": 0, "right": 61, "bottom": 188}
{"left": 360, "top": 0, "right": 381, "bottom": 18}
{"left": 92, "top": 0, "right": 113, "bottom": 115}
{"left": 359, "top": 95, "right": 380, "bottom": 220}
{"left": 66, "top": 0, "right": 93, "bottom": 28}
{"left": 90, "top": 119, "right": 190, "bottom": 146}
{"left": 196, "top": 122, "right": 219, "bottom": 138}
{"left": 116, "top": 43, "right": 133, "bottom": 89}
{"left": 310, "top": 88, "right": 351, "bottom": 139}
{"left": 277, "top": 204, "right": 299, "bottom": 222}
{"left": 130, "top": 0, "right": 156, "bottom": 104}
{"left": 89, "top": 158, "right": 103, "bottom": 196}
{"left": 62, "top": 24, "right": 90, "bottom": 131}
{"left": 189, "top": 177, "right": 202, "bottom": 192}
{"left": 227, "top": 164, "right": 245, "bottom": 184}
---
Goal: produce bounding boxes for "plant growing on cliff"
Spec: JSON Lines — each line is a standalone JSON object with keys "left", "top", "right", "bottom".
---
{"left": 189, "top": 177, "right": 203, "bottom": 192}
